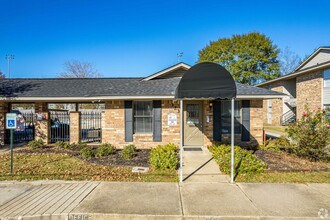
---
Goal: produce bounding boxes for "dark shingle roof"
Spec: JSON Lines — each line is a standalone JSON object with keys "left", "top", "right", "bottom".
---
{"left": 0, "top": 77, "right": 283, "bottom": 98}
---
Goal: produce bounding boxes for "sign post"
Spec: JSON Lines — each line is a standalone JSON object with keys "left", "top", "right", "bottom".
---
{"left": 6, "top": 113, "right": 17, "bottom": 175}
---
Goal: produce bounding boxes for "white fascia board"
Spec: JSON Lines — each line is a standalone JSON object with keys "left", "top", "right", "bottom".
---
{"left": 143, "top": 63, "right": 191, "bottom": 81}
{"left": 294, "top": 48, "right": 322, "bottom": 71}
{"left": 236, "top": 94, "right": 287, "bottom": 99}
{"left": 2, "top": 94, "right": 286, "bottom": 102}
{"left": 1, "top": 96, "right": 174, "bottom": 102}
{"left": 257, "top": 62, "right": 330, "bottom": 87}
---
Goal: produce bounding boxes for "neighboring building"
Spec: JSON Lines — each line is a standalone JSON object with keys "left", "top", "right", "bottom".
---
{"left": 257, "top": 46, "right": 330, "bottom": 125}
{"left": 0, "top": 62, "right": 284, "bottom": 147}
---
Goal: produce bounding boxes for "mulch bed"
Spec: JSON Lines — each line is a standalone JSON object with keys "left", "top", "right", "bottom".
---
{"left": 254, "top": 149, "right": 330, "bottom": 172}
{"left": 15, "top": 146, "right": 150, "bottom": 168}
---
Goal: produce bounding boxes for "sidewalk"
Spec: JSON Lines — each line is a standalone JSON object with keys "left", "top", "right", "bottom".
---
{"left": 0, "top": 181, "right": 329, "bottom": 219}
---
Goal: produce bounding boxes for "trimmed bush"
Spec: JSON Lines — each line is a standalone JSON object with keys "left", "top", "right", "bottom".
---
{"left": 69, "top": 142, "right": 87, "bottom": 151}
{"left": 149, "top": 143, "right": 178, "bottom": 171}
{"left": 121, "top": 145, "right": 136, "bottom": 160}
{"left": 28, "top": 139, "right": 45, "bottom": 149}
{"left": 97, "top": 143, "right": 116, "bottom": 157}
{"left": 262, "top": 136, "right": 291, "bottom": 153}
{"left": 285, "top": 108, "right": 330, "bottom": 161}
{"left": 54, "top": 141, "right": 70, "bottom": 149}
{"left": 80, "top": 147, "right": 95, "bottom": 159}
{"left": 209, "top": 144, "right": 267, "bottom": 175}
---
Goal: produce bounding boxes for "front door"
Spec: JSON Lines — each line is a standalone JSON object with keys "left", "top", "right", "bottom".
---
{"left": 184, "top": 101, "right": 203, "bottom": 146}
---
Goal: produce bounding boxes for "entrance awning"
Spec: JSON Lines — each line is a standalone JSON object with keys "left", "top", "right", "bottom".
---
{"left": 176, "top": 62, "right": 237, "bottom": 184}
{"left": 175, "top": 62, "right": 236, "bottom": 99}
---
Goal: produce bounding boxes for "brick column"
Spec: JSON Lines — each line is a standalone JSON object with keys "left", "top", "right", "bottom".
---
{"left": 250, "top": 100, "right": 264, "bottom": 145}
{"left": 35, "top": 102, "right": 48, "bottom": 112}
{"left": 0, "top": 102, "right": 9, "bottom": 146}
{"left": 35, "top": 112, "right": 50, "bottom": 144}
{"left": 70, "top": 112, "right": 81, "bottom": 144}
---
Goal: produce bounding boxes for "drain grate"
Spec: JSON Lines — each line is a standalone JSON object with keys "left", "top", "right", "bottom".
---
{"left": 183, "top": 147, "right": 203, "bottom": 151}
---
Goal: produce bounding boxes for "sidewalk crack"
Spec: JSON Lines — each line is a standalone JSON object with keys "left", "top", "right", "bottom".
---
{"left": 235, "top": 183, "right": 264, "bottom": 217}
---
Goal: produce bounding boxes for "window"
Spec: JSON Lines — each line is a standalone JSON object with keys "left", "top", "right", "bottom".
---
{"left": 221, "top": 101, "right": 241, "bottom": 134}
{"left": 324, "top": 69, "right": 330, "bottom": 87}
{"left": 133, "top": 101, "right": 153, "bottom": 133}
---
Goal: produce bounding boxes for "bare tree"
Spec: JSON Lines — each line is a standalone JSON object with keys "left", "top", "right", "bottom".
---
{"left": 57, "top": 60, "right": 102, "bottom": 78}
{"left": 280, "top": 46, "right": 302, "bottom": 75}
{"left": 0, "top": 71, "right": 5, "bottom": 79}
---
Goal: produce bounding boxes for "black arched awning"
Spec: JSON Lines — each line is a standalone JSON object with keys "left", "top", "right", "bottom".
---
{"left": 175, "top": 62, "right": 236, "bottom": 99}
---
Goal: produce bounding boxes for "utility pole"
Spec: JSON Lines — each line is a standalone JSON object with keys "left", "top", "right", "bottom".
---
{"left": 177, "top": 52, "right": 183, "bottom": 63}
{"left": 5, "top": 54, "right": 15, "bottom": 78}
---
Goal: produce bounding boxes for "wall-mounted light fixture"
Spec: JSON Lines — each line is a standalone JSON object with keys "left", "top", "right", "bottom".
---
{"left": 209, "top": 101, "right": 213, "bottom": 109}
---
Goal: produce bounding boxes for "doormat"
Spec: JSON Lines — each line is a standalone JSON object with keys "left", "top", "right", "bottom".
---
{"left": 183, "top": 147, "right": 203, "bottom": 151}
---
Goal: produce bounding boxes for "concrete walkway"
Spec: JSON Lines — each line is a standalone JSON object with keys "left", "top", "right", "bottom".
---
{"left": 182, "top": 147, "right": 228, "bottom": 183}
{"left": 0, "top": 181, "right": 329, "bottom": 219}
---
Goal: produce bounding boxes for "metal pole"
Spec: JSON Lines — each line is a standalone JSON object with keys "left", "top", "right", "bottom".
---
{"left": 10, "top": 129, "right": 13, "bottom": 175}
{"left": 8, "top": 58, "right": 10, "bottom": 78}
{"left": 230, "top": 98, "right": 235, "bottom": 183}
{"left": 179, "top": 99, "right": 183, "bottom": 183}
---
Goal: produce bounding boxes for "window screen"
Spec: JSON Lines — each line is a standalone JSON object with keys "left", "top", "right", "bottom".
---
{"left": 133, "top": 101, "right": 153, "bottom": 133}
{"left": 221, "top": 101, "right": 241, "bottom": 134}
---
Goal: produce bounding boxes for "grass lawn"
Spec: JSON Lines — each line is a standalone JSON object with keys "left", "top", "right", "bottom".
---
{"left": 236, "top": 171, "right": 330, "bottom": 183}
{"left": 0, "top": 153, "right": 177, "bottom": 182}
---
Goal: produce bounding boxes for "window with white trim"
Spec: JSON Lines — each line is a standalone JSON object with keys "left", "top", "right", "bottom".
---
{"left": 324, "top": 69, "right": 330, "bottom": 87}
{"left": 133, "top": 101, "right": 153, "bottom": 133}
{"left": 221, "top": 101, "right": 241, "bottom": 134}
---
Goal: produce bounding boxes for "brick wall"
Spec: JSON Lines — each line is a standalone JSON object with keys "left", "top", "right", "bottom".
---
{"left": 260, "top": 82, "right": 283, "bottom": 125}
{"left": 102, "top": 100, "right": 181, "bottom": 148}
{"left": 35, "top": 112, "right": 50, "bottom": 144}
{"left": 296, "top": 71, "right": 323, "bottom": 119}
{"left": 0, "top": 102, "right": 9, "bottom": 145}
{"left": 102, "top": 99, "right": 264, "bottom": 148}
{"left": 70, "top": 112, "right": 81, "bottom": 144}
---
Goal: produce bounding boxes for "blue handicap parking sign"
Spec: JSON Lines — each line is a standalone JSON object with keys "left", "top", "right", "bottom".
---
{"left": 6, "top": 113, "right": 17, "bottom": 129}
{"left": 8, "top": 120, "right": 15, "bottom": 127}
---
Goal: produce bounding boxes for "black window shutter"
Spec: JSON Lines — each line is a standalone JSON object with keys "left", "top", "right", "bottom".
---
{"left": 213, "top": 101, "right": 221, "bottom": 142}
{"left": 153, "top": 100, "right": 162, "bottom": 142}
{"left": 124, "top": 101, "right": 133, "bottom": 142}
{"left": 241, "top": 100, "right": 250, "bottom": 141}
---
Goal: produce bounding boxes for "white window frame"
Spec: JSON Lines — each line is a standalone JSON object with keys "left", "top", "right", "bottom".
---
{"left": 324, "top": 69, "right": 330, "bottom": 87}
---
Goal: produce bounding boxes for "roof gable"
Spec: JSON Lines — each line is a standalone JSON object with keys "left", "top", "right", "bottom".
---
{"left": 143, "top": 62, "right": 191, "bottom": 80}
{"left": 295, "top": 47, "right": 330, "bottom": 71}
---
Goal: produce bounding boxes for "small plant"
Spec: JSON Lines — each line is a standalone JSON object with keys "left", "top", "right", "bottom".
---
{"left": 80, "top": 147, "right": 95, "bottom": 159}
{"left": 261, "top": 136, "right": 291, "bottom": 153}
{"left": 70, "top": 142, "right": 87, "bottom": 151}
{"left": 149, "top": 143, "right": 178, "bottom": 171}
{"left": 54, "top": 141, "right": 70, "bottom": 149}
{"left": 121, "top": 144, "right": 136, "bottom": 160}
{"left": 209, "top": 144, "right": 267, "bottom": 175}
{"left": 28, "top": 139, "right": 45, "bottom": 149}
{"left": 97, "top": 143, "right": 116, "bottom": 157}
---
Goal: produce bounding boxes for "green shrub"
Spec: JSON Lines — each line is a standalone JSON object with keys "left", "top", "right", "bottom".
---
{"left": 209, "top": 144, "right": 267, "bottom": 175}
{"left": 54, "top": 141, "right": 70, "bottom": 149}
{"left": 80, "top": 147, "right": 95, "bottom": 159}
{"left": 285, "top": 108, "right": 330, "bottom": 161}
{"left": 121, "top": 145, "right": 136, "bottom": 160}
{"left": 97, "top": 143, "right": 116, "bottom": 157}
{"left": 28, "top": 139, "right": 45, "bottom": 149}
{"left": 262, "top": 137, "right": 291, "bottom": 153}
{"left": 149, "top": 143, "right": 178, "bottom": 171}
{"left": 69, "top": 142, "right": 87, "bottom": 151}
